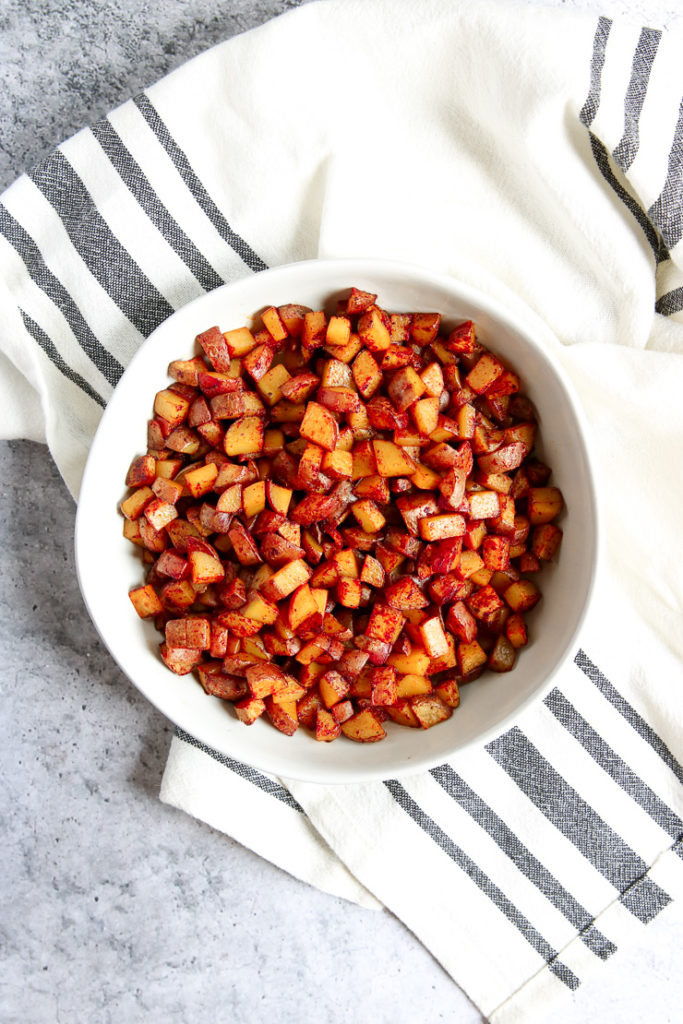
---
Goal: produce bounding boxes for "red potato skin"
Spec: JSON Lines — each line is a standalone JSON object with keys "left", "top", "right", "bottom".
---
{"left": 123, "top": 288, "right": 562, "bottom": 744}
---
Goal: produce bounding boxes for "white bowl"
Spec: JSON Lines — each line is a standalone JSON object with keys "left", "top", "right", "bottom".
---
{"left": 75, "top": 258, "right": 599, "bottom": 784}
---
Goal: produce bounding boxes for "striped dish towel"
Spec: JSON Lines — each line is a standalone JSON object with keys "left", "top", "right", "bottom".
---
{"left": 1, "top": 1, "right": 682, "bottom": 1019}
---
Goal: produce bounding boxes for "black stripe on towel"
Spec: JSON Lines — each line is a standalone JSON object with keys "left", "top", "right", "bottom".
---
{"left": 18, "top": 309, "right": 106, "bottom": 408}
{"left": 28, "top": 150, "right": 175, "bottom": 337}
{"left": 133, "top": 94, "right": 268, "bottom": 275}
{"left": 429, "top": 765, "right": 616, "bottom": 960}
{"left": 0, "top": 204, "right": 124, "bottom": 387}
{"left": 580, "top": 19, "right": 669, "bottom": 266}
{"left": 546, "top": 688, "right": 683, "bottom": 843}
{"left": 612, "top": 27, "right": 662, "bottom": 172}
{"left": 174, "top": 727, "right": 304, "bottom": 812}
{"left": 90, "top": 118, "right": 225, "bottom": 293}
{"left": 487, "top": 729, "right": 670, "bottom": 924}
{"left": 655, "top": 286, "right": 683, "bottom": 316}
{"left": 575, "top": 650, "right": 683, "bottom": 786}
{"left": 587, "top": 132, "right": 669, "bottom": 263}
{"left": 648, "top": 96, "right": 683, "bottom": 251}
{"left": 384, "top": 780, "right": 580, "bottom": 990}
{"left": 579, "top": 16, "right": 612, "bottom": 128}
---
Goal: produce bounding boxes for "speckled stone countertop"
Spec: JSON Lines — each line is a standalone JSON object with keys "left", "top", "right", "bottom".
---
{"left": 1, "top": 2, "right": 681, "bottom": 1022}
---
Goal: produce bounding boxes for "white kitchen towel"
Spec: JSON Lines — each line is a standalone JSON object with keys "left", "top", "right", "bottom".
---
{"left": 1, "top": 1, "right": 682, "bottom": 1020}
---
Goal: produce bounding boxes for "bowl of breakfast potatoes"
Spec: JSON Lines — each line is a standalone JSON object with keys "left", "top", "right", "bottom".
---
{"left": 76, "top": 258, "right": 598, "bottom": 783}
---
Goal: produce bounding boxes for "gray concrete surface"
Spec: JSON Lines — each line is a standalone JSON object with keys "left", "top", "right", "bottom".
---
{"left": 1, "top": 2, "right": 682, "bottom": 1023}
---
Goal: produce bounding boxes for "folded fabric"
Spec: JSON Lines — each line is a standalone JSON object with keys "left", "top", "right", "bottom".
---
{"left": 1, "top": 0, "right": 682, "bottom": 1020}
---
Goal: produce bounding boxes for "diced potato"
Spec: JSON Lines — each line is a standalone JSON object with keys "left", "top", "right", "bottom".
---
{"left": 300, "top": 401, "right": 339, "bottom": 452}
{"left": 153, "top": 388, "right": 191, "bottom": 428}
{"left": 234, "top": 695, "right": 267, "bottom": 724}
{"left": 165, "top": 617, "right": 211, "bottom": 650}
{"left": 224, "top": 326, "right": 258, "bottom": 358}
{"left": 411, "top": 396, "right": 440, "bottom": 436}
{"left": 455, "top": 640, "right": 487, "bottom": 677}
{"left": 257, "top": 364, "right": 292, "bottom": 406}
{"left": 128, "top": 584, "right": 163, "bottom": 618}
{"left": 351, "top": 499, "right": 386, "bottom": 534}
{"left": 410, "top": 694, "right": 452, "bottom": 728}
{"left": 395, "top": 674, "right": 432, "bottom": 698}
{"left": 388, "top": 367, "right": 426, "bottom": 411}
{"left": 465, "top": 352, "right": 505, "bottom": 394}
{"left": 288, "top": 583, "right": 322, "bottom": 634}
{"left": 183, "top": 462, "right": 219, "bottom": 499}
{"left": 336, "top": 578, "right": 362, "bottom": 608}
{"left": 340, "top": 709, "right": 386, "bottom": 742}
{"left": 352, "top": 350, "right": 382, "bottom": 399}
{"left": 121, "top": 486, "right": 154, "bottom": 521}
{"left": 321, "top": 449, "right": 353, "bottom": 480}
{"left": 315, "top": 708, "right": 342, "bottom": 741}
{"left": 223, "top": 416, "right": 264, "bottom": 457}
{"left": 261, "top": 306, "right": 288, "bottom": 342}
{"left": 528, "top": 487, "right": 564, "bottom": 525}
{"left": 418, "top": 514, "right": 466, "bottom": 542}
{"left": 468, "top": 490, "right": 501, "bottom": 520}
{"left": 503, "top": 579, "right": 541, "bottom": 612}
{"left": 418, "top": 615, "right": 449, "bottom": 659}
{"left": 242, "top": 483, "right": 268, "bottom": 522}
{"left": 261, "top": 559, "right": 312, "bottom": 602}
{"left": 241, "top": 593, "right": 279, "bottom": 625}
{"left": 372, "top": 440, "right": 417, "bottom": 477}
{"left": 357, "top": 307, "right": 391, "bottom": 352}
{"left": 326, "top": 316, "right": 351, "bottom": 348}
{"left": 246, "top": 662, "right": 286, "bottom": 698}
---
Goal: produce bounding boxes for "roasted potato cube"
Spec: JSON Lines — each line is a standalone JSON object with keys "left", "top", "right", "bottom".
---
{"left": 418, "top": 514, "right": 466, "bottom": 542}
{"left": 261, "top": 559, "right": 312, "bottom": 602}
{"left": 351, "top": 499, "right": 386, "bottom": 533}
{"left": 261, "top": 306, "right": 288, "bottom": 342}
{"left": 366, "top": 604, "right": 406, "bottom": 645}
{"left": 300, "top": 401, "right": 339, "bottom": 452}
{"left": 371, "top": 666, "right": 398, "bottom": 706}
{"left": 468, "top": 490, "right": 501, "bottom": 520}
{"left": 457, "top": 640, "right": 487, "bottom": 676}
{"left": 372, "top": 440, "right": 417, "bottom": 477}
{"left": 528, "top": 487, "right": 564, "bottom": 525}
{"left": 246, "top": 662, "right": 287, "bottom": 699}
{"left": 153, "top": 388, "right": 191, "bottom": 428}
{"left": 357, "top": 307, "right": 391, "bottom": 352}
{"left": 388, "top": 367, "right": 426, "bottom": 411}
{"left": 336, "top": 577, "right": 362, "bottom": 608}
{"left": 315, "top": 708, "right": 342, "bottom": 742}
{"left": 352, "top": 349, "right": 382, "bottom": 399}
{"left": 183, "top": 462, "right": 219, "bottom": 499}
{"left": 418, "top": 615, "right": 449, "bottom": 659}
{"left": 395, "top": 673, "right": 432, "bottom": 698}
{"left": 465, "top": 352, "right": 505, "bottom": 394}
{"left": 128, "top": 584, "right": 163, "bottom": 618}
{"left": 347, "top": 287, "right": 377, "bottom": 314}
{"left": 265, "top": 697, "right": 299, "bottom": 736}
{"left": 223, "top": 416, "right": 264, "bottom": 457}
{"left": 488, "top": 634, "right": 516, "bottom": 672}
{"left": 503, "top": 579, "right": 541, "bottom": 612}
{"left": 531, "top": 523, "right": 563, "bottom": 560}
{"left": 319, "top": 670, "right": 350, "bottom": 709}
{"left": 224, "top": 326, "right": 258, "bottom": 358}
{"left": 121, "top": 486, "right": 154, "bottom": 521}
{"left": 340, "top": 709, "right": 386, "bottom": 742}
{"left": 410, "top": 313, "right": 441, "bottom": 346}
{"left": 165, "top": 617, "right": 210, "bottom": 650}
{"left": 234, "top": 695, "right": 267, "bottom": 725}
{"left": 160, "top": 643, "right": 203, "bottom": 675}
{"left": 326, "top": 315, "right": 351, "bottom": 348}
{"left": 410, "top": 694, "right": 452, "bottom": 728}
